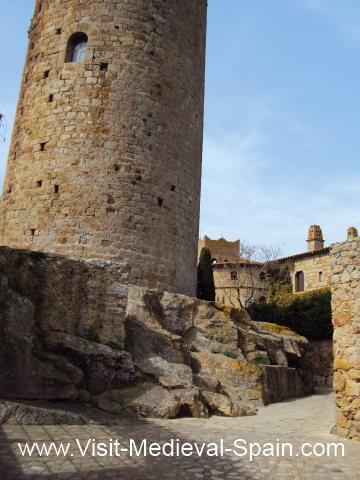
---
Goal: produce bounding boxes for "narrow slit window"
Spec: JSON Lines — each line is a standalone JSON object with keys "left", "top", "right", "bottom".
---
{"left": 54, "top": 185, "right": 59, "bottom": 193}
{"left": 40, "top": 142, "right": 46, "bottom": 151}
{"left": 43, "top": 70, "right": 50, "bottom": 78}
{"left": 66, "top": 32, "right": 88, "bottom": 63}
{"left": 36, "top": 180, "right": 42, "bottom": 188}
{"left": 48, "top": 94, "right": 54, "bottom": 103}
{"left": 30, "top": 229, "right": 36, "bottom": 236}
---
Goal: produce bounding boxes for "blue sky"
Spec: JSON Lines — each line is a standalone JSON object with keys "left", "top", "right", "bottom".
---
{"left": 0, "top": 1, "right": 359, "bottom": 256}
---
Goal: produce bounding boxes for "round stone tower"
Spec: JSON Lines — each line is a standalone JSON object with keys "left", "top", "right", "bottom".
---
{"left": 0, "top": 0, "right": 207, "bottom": 296}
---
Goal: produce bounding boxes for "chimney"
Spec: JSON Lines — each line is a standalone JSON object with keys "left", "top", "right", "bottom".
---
{"left": 347, "top": 226, "right": 358, "bottom": 240}
{"left": 307, "top": 225, "right": 324, "bottom": 252}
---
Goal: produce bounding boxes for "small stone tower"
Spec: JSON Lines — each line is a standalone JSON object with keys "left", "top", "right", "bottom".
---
{"left": 347, "top": 226, "right": 358, "bottom": 240}
{"left": 0, "top": 0, "right": 207, "bottom": 296}
{"left": 307, "top": 224, "right": 325, "bottom": 252}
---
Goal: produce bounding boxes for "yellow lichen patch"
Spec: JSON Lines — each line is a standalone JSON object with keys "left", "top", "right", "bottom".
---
{"left": 261, "top": 322, "right": 297, "bottom": 336}
{"left": 228, "top": 359, "right": 262, "bottom": 377}
{"left": 248, "top": 389, "right": 262, "bottom": 400}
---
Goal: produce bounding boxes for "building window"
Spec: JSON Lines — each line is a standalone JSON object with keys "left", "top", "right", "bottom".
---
{"left": 319, "top": 271, "right": 323, "bottom": 282}
{"left": 259, "top": 271, "right": 265, "bottom": 280}
{"left": 66, "top": 33, "right": 88, "bottom": 63}
{"left": 295, "top": 271, "right": 304, "bottom": 292}
{"left": 230, "top": 271, "right": 238, "bottom": 280}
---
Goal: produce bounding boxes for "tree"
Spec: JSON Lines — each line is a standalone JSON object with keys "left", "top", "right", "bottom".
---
{"left": 197, "top": 247, "right": 216, "bottom": 301}
{"left": 213, "top": 241, "right": 281, "bottom": 310}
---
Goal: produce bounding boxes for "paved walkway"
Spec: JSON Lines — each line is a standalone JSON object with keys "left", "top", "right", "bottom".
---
{"left": 1, "top": 389, "right": 359, "bottom": 479}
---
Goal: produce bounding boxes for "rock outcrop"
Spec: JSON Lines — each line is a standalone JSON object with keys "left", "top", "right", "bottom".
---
{"left": 0, "top": 248, "right": 314, "bottom": 421}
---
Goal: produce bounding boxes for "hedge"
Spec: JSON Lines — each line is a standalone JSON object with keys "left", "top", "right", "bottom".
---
{"left": 248, "top": 287, "right": 333, "bottom": 340}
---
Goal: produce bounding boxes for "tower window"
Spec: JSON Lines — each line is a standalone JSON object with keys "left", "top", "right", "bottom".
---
{"left": 48, "top": 94, "right": 54, "bottom": 103}
{"left": 43, "top": 70, "right": 50, "bottom": 79}
{"left": 66, "top": 32, "right": 88, "bottom": 63}
{"left": 40, "top": 142, "right": 46, "bottom": 151}
{"left": 36, "top": 180, "right": 42, "bottom": 188}
{"left": 230, "top": 271, "right": 238, "bottom": 280}
{"left": 319, "top": 271, "right": 323, "bottom": 282}
{"left": 100, "top": 62, "right": 108, "bottom": 71}
{"left": 295, "top": 271, "right": 304, "bottom": 292}
{"left": 56, "top": 28, "right": 62, "bottom": 35}
{"left": 30, "top": 229, "right": 36, "bottom": 236}
{"left": 54, "top": 185, "right": 59, "bottom": 193}
{"left": 259, "top": 271, "right": 266, "bottom": 281}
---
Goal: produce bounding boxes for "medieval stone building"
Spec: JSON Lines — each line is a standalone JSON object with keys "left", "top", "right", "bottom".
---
{"left": 200, "top": 225, "right": 358, "bottom": 308}
{"left": 0, "top": 0, "right": 207, "bottom": 297}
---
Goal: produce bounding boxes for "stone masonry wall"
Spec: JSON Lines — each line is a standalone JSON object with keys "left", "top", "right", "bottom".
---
{"left": 0, "top": 0, "right": 207, "bottom": 297}
{"left": 309, "top": 340, "right": 333, "bottom": 388}
{"left": 331, "top": 239, "right": 360, "bottom": 441}
{"left": 290, "top": 250, "right": 330, "bottom": 293}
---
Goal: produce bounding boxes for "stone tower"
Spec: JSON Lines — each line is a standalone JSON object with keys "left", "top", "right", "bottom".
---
{"left": 306, "top": 224, "right": 325, "bottom": 252}
{"left": 347, "top": 226, "right": 358, "bottom": 240}
{"left": 0, "top": 0, "right": 207, "bottom": 296}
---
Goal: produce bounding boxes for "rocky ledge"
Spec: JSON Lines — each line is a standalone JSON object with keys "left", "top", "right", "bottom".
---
{"left": 0, "top": 249, "right": 314, "bottom": 421}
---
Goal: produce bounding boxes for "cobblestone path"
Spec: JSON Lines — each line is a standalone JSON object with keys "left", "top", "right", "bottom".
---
{"left": 1, "top": 389, "right": 359, "bottom": 480}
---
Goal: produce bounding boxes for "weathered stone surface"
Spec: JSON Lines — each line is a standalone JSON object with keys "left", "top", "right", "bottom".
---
{"left": 0, "top": 275, "right": 78, "bottom": 400}
{"left": 309, "top": 340, "right": 333, "bottom": 388}
{"left": 331, "top": 238, "right": 360, "bottom": 441}
{"left": 0, "top": 247, "right": 314, "bottom": 420}
{"left": 43, "top": 332, "right": 135, "bottom": 394}
{"left": 261, "top": 365, "right": 313, "bottom": 404}
{"left": 190, "top": 352, "right": 261, "bottom": 414}
{"left": 120, "top": 286, "right": 314, "bottom": 417}
{"left": 0, "top": 399, "right": 141, "bottom": 426}
{"left": 96, "top": 383, "right": 204, "bottom": 419}
{"left": 0, "top": 401, "right": 89, "bottom": 425}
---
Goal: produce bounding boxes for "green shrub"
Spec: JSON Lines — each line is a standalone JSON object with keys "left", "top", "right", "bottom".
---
{"left": 253, "top": 353, "right": 267, "bottom": 364}
{"left": 248, "top": 287, "right": 332, "bottom": 340}
{"left": 223, "top": 350, "right": 237, "bottom": 359}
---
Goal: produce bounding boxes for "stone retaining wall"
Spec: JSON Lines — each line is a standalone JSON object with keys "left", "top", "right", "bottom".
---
{"left": 309, "top": 340, "right": 333, "bottom": 388}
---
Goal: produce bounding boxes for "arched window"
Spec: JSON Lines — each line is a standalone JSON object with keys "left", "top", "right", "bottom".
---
{"left": 295, "top": 271, "right": 304, "bottom": 292}
{"left": 66, "top": 33, "right": 88, "bottom": 63}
